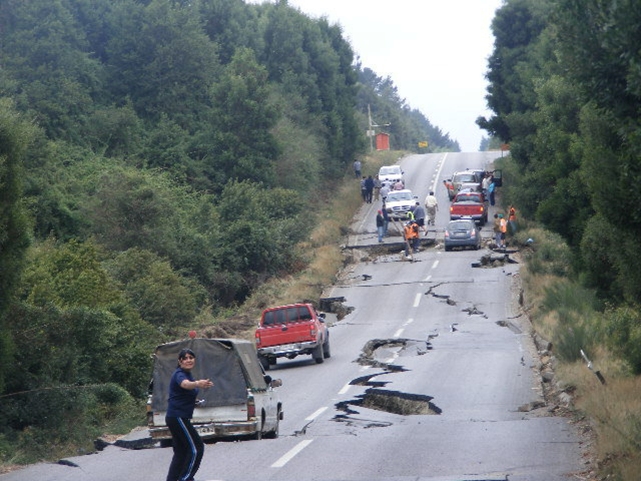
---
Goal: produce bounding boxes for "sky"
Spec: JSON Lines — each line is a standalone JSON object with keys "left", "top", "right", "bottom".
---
{"left": 261, "top": 0, "right": 504, "bottom": 152}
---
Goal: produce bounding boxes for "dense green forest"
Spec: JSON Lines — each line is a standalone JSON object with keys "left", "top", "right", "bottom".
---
{"left": 478, "top": 0, "right": 641, "bottom": 370}
{"left": 0, "top": 0, "right": 460, "bottom": 461}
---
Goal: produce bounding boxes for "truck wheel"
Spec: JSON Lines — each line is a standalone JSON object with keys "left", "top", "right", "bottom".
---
{"left": 322, "top": 336, "right": 331, "bottom": 359}
{"left": 259, "top": 355, "right": 271, "bottom": 371}
{"left": 313, "top": 344, "right": 324, "bottom": 364}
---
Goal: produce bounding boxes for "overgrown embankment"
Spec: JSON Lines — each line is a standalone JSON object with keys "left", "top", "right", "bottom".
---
{"left": 511, "top": 225, "right": 641, "bottom": 481}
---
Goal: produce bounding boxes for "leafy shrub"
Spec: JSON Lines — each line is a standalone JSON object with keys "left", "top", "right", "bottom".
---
{"left": 604, "top": 306, "right": 641, "bottom": 374}
{"left": 515, "top": 227, "right": 572, "bottom": 277}
{"left": 0, "top": 384, "right": 142, "bottom": 464}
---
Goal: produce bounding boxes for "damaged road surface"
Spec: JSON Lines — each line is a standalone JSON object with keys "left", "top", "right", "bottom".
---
{"left": 6, "top": 153, "right": 586, "bottom": 481}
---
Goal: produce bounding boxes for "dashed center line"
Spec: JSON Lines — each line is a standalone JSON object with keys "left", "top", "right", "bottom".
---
{"left": 338, "top": 383, "right": 351, "bottom": 395}
{"left": 393, "top": 328, "right": 404, "bottom": 338}
{"left": 305, "top": 406, "right": 327, "bottom": 421}
{"left": 271, "top": 439, "right": 314, "bottom": 468}
{"left": 413, "top": 292, "right": 421, "bottom": 307}
{"left": 432, "top": 260, "right": 439, "bottom": 269}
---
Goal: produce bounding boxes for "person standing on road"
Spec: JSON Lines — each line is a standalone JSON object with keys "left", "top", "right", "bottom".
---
{"left": 353, "top": 159, "right": 361, "bottom": 178}
{"left": 508, "top": 206, "right": 517, "bottom": 235}
{"left": 373, "top": 175, "right": 382, "bottom": 201}
{"left": 412, "top": 202, "right": 426, "bottom": 234}
{"left": 360, "top": 176, "right": 368, "bottom": 202}
{"left": 376, "top": 210, "right": 385, "bottom": 243}
{"left": 365, "top": 175, "right": 375, "bottom": 203}
{"left": 482, "top": 173, "right": 491, "bottom": 197}
{"left": 403, "top": 220, "right": 420, "bottom": 257}
{"left": 382, "top": 204, "right": 390, "bottom": 237}
{"left": 424, "top": 191, "right": 438, "bottom": 226}
{"left": 165, "top": 348, "right": 214, "bottom": 481}
{"left": 492, "top": 213, "right": 501, "bottom": 249}
{"left": 380, "top": 182, "right": 390, "bottom": 202}
{"left": 443, "top": 179, "right": 455, "bottom": 200}
{"left": 488, "top": 177, "right": 496, "bottom": 206}
{"left": 499, "top": 214, "right": 508, "bottom": 249}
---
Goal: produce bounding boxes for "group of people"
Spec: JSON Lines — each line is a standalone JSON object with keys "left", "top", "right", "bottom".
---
{"left": 492, "top": 206, "right": 517, "bottom": 249}
{"left": 360, "top": 159, "right": 515, "bottom": 254}
{"left": 374, "top": 190, "right": 438, "bottom": 257}
{"left": 481, "top": 171, "right": 498, "bottom": 206}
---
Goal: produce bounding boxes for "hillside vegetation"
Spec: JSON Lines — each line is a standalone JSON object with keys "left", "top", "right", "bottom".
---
{"left": 0, "top": 0, "right": 460, "bottom": 465}
{"left": 480, "top": 1, "right": 641, "bottom": 479}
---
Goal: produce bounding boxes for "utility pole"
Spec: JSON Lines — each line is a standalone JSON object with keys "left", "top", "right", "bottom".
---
{"left": 367, "top": 104, "right": 390, "bottom": 152}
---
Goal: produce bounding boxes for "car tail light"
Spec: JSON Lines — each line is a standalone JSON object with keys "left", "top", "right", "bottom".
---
{"left": 480, "top": 206, "right": 485, "bottom": 212}
{"left": 310, "top": 327, "right": 317, "bottom": 337}
{"left": 247, "top": 395, "right": 256, "bottom": 420}
{"left": 470, "top": 229, "right": 476, "bottom": 237}
{"left": 255, "top": 332, "right": 261, "bottom": 347}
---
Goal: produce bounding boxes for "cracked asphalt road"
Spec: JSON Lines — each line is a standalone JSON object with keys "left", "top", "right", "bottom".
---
{"left": 4, "top": 152, "right": 586, "bottom": 481}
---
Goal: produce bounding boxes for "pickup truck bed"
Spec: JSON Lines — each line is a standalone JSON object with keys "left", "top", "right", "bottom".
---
{"left": 255, "top": 303, "right": 330, "bottom": 369}
{"left": 449, "top": 191, "right": 488, "bottom": 225}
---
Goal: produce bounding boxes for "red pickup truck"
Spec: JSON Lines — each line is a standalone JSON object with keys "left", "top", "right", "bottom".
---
{"left": 254, "top": 303, "right": 330, "bottom": 370}
{"left": 449, "top": 191, "right": 488, "bottom": 225}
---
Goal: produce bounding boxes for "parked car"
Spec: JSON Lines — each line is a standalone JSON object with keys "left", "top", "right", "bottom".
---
{"left": 384, "top": 189, "right": 418, "bottom": 220}
{"left": 449, "top": 190, "right": 488, "bottom": 225}
{"left": 255, "top": 303, "right": 330, "bottom": 370}
{"left": 451, "top": 170, "right": 482, "bottom": 194}
{"left": 444, "top": 219, "right": 482, "bottom": 251}
{"left": 147, "top": 338, "right": 283, "bottom": 445}
{"left": 378, "top": 165, "right": 405, "bottom": 188}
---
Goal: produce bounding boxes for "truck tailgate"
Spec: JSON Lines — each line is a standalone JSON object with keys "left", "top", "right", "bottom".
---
{"left": 258, "top": 322, "right": 314, "bottom": 348}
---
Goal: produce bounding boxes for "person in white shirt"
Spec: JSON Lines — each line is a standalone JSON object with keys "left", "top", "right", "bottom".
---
{"left": 424, "top": 191, "right": 438, "bottom": 226}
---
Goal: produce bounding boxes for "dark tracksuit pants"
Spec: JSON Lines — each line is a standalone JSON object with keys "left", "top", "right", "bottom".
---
{"left": 166, "top": 416, "right": 204, "bottom": 481}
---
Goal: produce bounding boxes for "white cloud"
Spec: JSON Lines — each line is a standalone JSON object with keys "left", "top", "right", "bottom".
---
{"left": 270, "top": 0, "right": 504, "bottom": 151}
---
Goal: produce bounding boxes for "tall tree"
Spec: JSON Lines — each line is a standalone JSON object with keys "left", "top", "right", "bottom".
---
{"left": 0, "top": 0, "right": 102, "bottom": 140}
{"left": 0, "top": 99, "right": 36, "bottom": 392}
{"left": 104, "top": 0, "right": 219, "bottom": 129}
{"left": 207, "top": 48, "right": 280, "bottom": 186}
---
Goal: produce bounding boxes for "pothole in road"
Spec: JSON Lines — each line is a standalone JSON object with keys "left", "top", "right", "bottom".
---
{"left": 357, "top": 338, "right": 431, "bottom": 370}
{"left": 335, "top": 388, "right": 442, "bottom": 418}
{"left": 471, "top": 252, "right": 519, "bottom": 268}
{"left": 334, "top": 339, "right": 441, "bottom": 427}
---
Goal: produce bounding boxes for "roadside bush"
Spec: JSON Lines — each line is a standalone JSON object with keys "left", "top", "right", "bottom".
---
{"left": 603, "top": 306, "right": 641, "bottom": 375}
{"left": 106, "top": 248, "right": 207, "bottom": 328}
{"left": 515, "top": 227, "right": 572, "bottom": 277}
{"left": 0, "top": 384, "right": 142, "bottom": 464}
{"left": 539, "top": 280, "right": 600, "bottom": 363}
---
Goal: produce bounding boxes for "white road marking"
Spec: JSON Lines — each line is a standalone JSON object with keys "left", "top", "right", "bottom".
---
{"left": 432, "top": 260, "right": 439, "bottom": 269}
{"left": 393, "top": 328, "right": 404, "bottom": 338}
{"left": 385, "top": 352, "right": 398, "bottom": 364}
{"left": 405, "top": 318, "right": 414, "bottom": 326}
{"left": 432, "top": 153, "right": 448, "bottom": 192}
{"left": 271, "top": 439, "right": 314, "bottom": 468}
{"left": 305, "top": 406, "right": 327, "bottom": 421}
{"left": 338, "top": 383, "right": 351, "bottom": 395}
{"left": 424, "top": 274, "right": 432, "bottom": 281}
{"left": 413, "top": 292, "right": 421, "bottom": 307}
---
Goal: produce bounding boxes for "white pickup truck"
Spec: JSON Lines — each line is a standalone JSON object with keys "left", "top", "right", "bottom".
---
{"left": 147, "top": 338, "right": 283, "bottom": 446}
